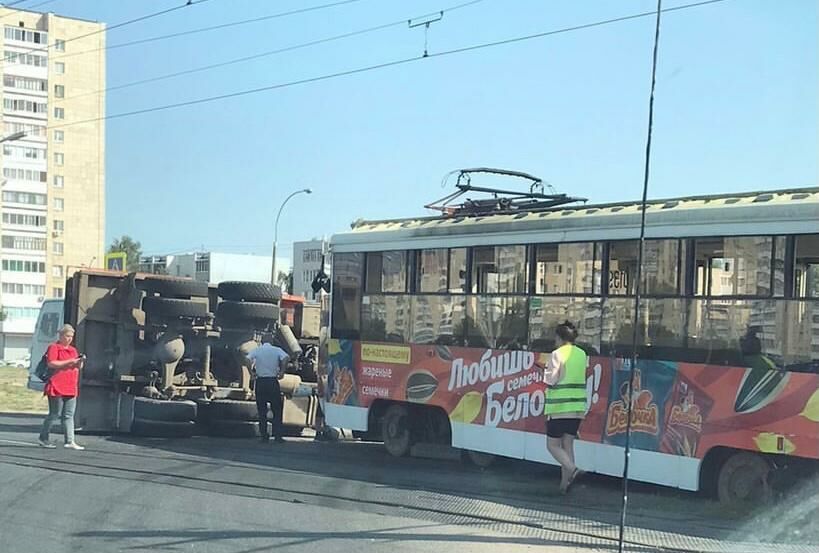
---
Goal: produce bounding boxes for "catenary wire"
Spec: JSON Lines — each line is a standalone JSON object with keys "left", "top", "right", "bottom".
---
{"left": 56, "top": 0, "right": 487, "bottom": 103}
{"left": 51, "top": 0, "right": 372, "bottom": 61}
{"left": 1, "top": 0, "right": 216, "bottom": 63}
{"left": 0, "top": 0, "right": 59, "bottom": 19}
{"left": 47, "top": 0, "right": 730, "bottom": 131}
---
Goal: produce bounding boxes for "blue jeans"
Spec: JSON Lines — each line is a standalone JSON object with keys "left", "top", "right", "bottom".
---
{"left": 39, "top": 396, "right": 76, "bottom": 444}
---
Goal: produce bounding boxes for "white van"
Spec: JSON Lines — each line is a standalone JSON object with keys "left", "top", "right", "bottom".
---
{"left": 27, "top": 299, "right": 65, "bottom": 392}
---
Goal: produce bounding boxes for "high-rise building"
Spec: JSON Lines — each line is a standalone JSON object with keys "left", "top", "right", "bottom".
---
{"left": 0, "top": 7, "right": 105, "bottom": 358}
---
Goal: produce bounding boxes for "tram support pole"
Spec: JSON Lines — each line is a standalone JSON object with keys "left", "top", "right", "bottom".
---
{"left": 618, "top": 1, "right": 663, "bottom": 551}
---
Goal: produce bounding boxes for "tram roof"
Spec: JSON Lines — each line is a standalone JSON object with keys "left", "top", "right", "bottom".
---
{"left": 331, "top": 187, "right": 819, "bottom": 252}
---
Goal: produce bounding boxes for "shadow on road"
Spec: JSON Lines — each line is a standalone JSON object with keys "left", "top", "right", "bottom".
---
{"left": 4, "top": 411, "right": 813, "bottom": 548}
{"left": 0, "top": 411, "right": 62, "bottom": 434}
{"left": 72, "top": 525, "right": 654, "bottom": 553}
{"left": 99, "top": 433, "right": 740, "bottom": 542}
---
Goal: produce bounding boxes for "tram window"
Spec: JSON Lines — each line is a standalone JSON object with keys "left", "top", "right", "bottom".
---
{"left": 471, "top": 245, "right": 527, "bottom": 294}
{"left": 534, "top": 242, "right": 599, "bottom": 295}
{"left": 418, "top": 249, "right": 448, "bottom": 293}
{"left": 694, "top": 236, "right": 773, "bottom": 297}
{"left": 607, "top": 242, "right": 636, "bottom": 295}
{"left": 411, "top": 295, "right": 466, "bottom": 345}
{"left": 529, "top": 297, "right": 602, "bottom": 354}
{"left": 782, "top": 300, "right": 819, "bottom": 372}
{"left": 365, "top": 251, "right": 407, "bottom": 293}
{"left": 601, "top": 297, "right": 686, "bottom": 359}
{"left": 608, "top": 240, "right": 681, "bottom": 296}
{"left": 773, "top": 236, "right": 786, "bottom": 297}
{"left": 687, "top": 299, "right": 783, "bottom": 367}
{"left": 466, "top": 296, "right": 528, "bottom": 349}
{"left": 449, "top": 248, "right": 467, "bottom": 293}
{"left": 684, "top": 298, "right": 815, "bottom": 371}
{"left": 331, "top": 253, "right": 363, "bottom": 339}
{"left": 361, "top": 295, "right": 411, "bottom": 343}
{"left": 795, "top": 234, "right": 819, "bottom": 298}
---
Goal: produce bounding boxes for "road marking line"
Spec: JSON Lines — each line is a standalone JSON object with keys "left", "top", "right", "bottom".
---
{"left": 0, "top": 438, "right": 37, "bottom": 446}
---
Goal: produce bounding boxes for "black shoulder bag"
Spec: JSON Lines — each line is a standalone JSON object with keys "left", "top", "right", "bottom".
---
{"left": 34, "top": 354, "right": 50, "bottom": 382}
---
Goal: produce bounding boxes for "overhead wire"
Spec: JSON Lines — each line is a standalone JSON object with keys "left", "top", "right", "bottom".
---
{"left": 1, "top": 0, "right": 216, "bottom": 63}
{"left": 0, "top": 0, "right": 59, "bottom": 19}
{"left": 51, "top": 0, "right": 370, "bottom": 61}
{"left": 57, "top": 0, "right": 488, "bottom": 104}
{"left": 47, "top": 0, "right": 730, "bottom": 131}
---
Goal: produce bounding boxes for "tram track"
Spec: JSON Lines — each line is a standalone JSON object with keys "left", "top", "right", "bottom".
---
{"left": 25, "top": 436, "right": 733, "bottom": 531}
{"left": 0, "top": 443, "right": 809, "bottom": 553}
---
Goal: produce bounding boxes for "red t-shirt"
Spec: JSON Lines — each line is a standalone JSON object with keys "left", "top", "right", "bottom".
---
{"left": 44, "top": 343, "right": 79, "bottom": 397}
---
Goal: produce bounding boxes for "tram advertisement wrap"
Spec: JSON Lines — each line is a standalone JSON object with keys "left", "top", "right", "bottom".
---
{"left": 325, "top": 339, "right": 819, "bottom": 460}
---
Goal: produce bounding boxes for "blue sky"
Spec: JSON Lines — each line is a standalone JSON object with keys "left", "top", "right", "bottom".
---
{"left": 45, "top": 0, "right": 817, "bottom": 262}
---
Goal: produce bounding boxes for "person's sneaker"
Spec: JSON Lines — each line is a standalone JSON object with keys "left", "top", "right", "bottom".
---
{"left": 259, "top": 435, "right": 270, "bottom": 443}
{"left": 64, "top": 442, "right": 85, "bottom": 451}
{"left": 38, "top": 439, "right": 56, "bottom": 449}
{"left": 274, "top": 437, "right": 285, "bottom": 444}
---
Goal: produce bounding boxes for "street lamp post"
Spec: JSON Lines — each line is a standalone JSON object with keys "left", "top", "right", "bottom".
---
{"left": 0, "top": 131, "right": 26, "bottom": 144}
{"left": 271, "top": 188, "right": 312, "bottom": 287}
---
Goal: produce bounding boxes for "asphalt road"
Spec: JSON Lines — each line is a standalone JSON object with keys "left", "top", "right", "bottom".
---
{"left": 0, "top": 413, "right": 815, "bottom": 553}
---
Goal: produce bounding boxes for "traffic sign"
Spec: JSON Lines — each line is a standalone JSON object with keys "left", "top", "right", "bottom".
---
{"left": 105, "top": 252, "right": 127, "bottom": 272}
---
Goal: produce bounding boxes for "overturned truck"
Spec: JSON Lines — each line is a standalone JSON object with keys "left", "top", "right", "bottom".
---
{"left": 66, "top": 270, "right": 318, "bottom": 438}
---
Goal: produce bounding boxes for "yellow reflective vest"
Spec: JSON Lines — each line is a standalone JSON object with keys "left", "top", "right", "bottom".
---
{"left": 545, "top": 344, "right": 588, "bottom": 416}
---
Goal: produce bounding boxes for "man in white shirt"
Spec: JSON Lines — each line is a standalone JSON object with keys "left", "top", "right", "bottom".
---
{"left": 247, "top": 333, "right": 290, "bottom": 443}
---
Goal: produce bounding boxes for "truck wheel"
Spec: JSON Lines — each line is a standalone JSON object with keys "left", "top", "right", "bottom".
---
{"left": 216, "top": 301, "right": 279, "bottom": 326}
{"left": 206, "top": 419, "right": 260, "bottom": 438}
{"left": 218, "top": 281, "right": 282, "bottom": 303}
{"left": 142, "top": 297, "right": 208, "bottom": 318}
{"left": 208, "top": 399, "right": 259, "bottom": 421}
{"left": 140, "top": 277, "right": 209, "bottom": 299}
{"left": 133, "top": 397, "right": 197, "bottom": 422}
{"left": 382, "top": 404, "right": 412, "bottom": 457}
{"left": 131, "top": 418, "right": 195, "bottom": 438}
{"left": 717, "top": 451, "right": 772, "bottom": 505}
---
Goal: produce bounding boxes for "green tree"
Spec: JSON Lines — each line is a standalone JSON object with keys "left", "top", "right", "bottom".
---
{"left": 107, "top": 235, "right": 142, "bottom": 272}
{"left": 277, "top": 269, "right": 293, "bottom": 294}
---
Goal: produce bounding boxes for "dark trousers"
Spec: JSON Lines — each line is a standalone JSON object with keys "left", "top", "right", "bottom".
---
{"left": 256, "top": 377, "right": 283, "bottom": 439}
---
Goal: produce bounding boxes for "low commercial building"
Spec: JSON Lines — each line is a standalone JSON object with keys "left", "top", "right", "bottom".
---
{"left": 292, "top": 239, "right": 329, "bottom": 301}
{"left": 139, "top": 252, "right": 272, "bottom": 284}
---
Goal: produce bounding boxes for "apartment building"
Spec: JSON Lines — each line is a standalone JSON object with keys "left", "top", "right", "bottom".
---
{"left": 0, "top": 7, "right": 105, "bottom": 358}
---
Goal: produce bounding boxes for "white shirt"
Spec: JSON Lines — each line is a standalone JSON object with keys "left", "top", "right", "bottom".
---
{"left": 543, "top": 349, "right": 566, "bottom": 387}
{"left": 247, "top": 343, "right": 290, "bottom": 378}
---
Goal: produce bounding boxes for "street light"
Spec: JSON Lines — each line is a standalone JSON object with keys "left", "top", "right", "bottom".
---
{"left": 271, "top": 188, "right": 312, "bottom": 287}
{"left": 0, "top": 131, "right": 26, "bottom": 143}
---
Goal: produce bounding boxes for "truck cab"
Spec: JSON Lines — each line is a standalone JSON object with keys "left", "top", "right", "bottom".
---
{"left": 27, "top": 298, "right": 65, "bottom": 393}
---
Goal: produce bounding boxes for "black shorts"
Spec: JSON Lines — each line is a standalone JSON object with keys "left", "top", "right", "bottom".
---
{"left": 546, "top": 418, "right": 581, "bottom": 438}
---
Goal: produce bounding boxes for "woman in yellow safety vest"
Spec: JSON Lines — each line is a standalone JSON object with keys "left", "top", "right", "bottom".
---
{"left": 543, "top": 321, "right": 587, "bottom": 494}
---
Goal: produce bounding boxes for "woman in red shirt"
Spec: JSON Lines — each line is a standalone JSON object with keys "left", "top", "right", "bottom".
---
{"left": 38, "top": 324, "right": 85, "bottom": 450}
